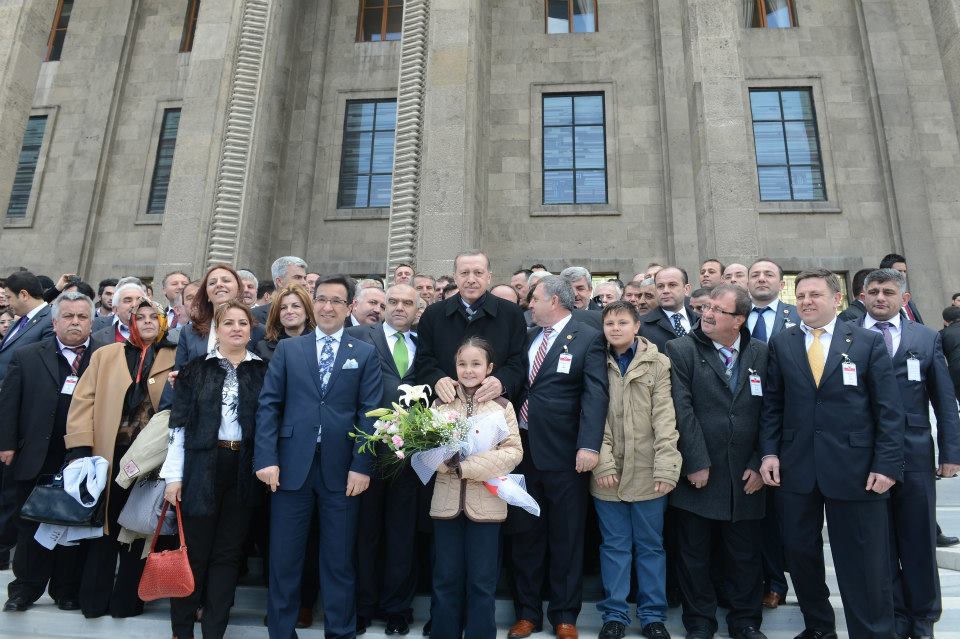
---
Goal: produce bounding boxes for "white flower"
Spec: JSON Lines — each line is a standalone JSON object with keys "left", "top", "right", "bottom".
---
{"left": 397, "top": 384, "right": 431, "bottom": 406}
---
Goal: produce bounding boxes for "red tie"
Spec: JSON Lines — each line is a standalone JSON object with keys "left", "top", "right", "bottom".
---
{"left": 67, "top": 345, "right": 86, "bottom": 374}
{"left": 520, "top": 327, "right": 553, "bottom": 423}
{"left": 903, "top": 304, "right": 915, "bottom": 321}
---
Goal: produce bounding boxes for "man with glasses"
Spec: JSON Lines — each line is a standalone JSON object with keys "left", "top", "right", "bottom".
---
{"left": 665, "top": 285, "right": 769, "bottom": 639}
{"left": 255, "top": 274, "right": 383, "bottom": 639}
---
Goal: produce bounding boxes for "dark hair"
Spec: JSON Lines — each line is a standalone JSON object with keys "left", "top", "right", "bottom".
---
{"left": 690, "top": 287, "right": 713, "bottom": 298}
{"left": 749, "top": 257, "right": 784, "bottom": 279}
{"left": 36, "top": 275, "right": 55, "bottom": 291}
{"left": 795, "top": 268, "right": 842, "bottom": 295}
{"left": 602, "top": 300, "right": 640, "bottom": 322}
{"left": 443, "top": 282, "right": 458, "bottom": 294}
{"left": 4, "top": 271, "right": 43, "bottom": 299}
{"left": 529, "top": 264, "right": 547, "bottom": 271}
{"left": 162, "top": 271, "right": 190, "bottom": 287}
{"left": 265, "top": 284, "right": 316, "bottom": 341}
{"left": 69, "top": 281, "right": 96, "bottom": 300}
{"left": 953, "top": 292, "right": 960, "bottom": 302}
{"left": 701, "top": 258, "right": 725, "bottom": 272}
{"left": 192, "top": 263, "right": 243, "bottom": 337}
{"left": 314, "top": 274, "right": 357, "bottom": 304}
{"left": 394, "top": 263, "right": 414, "bottom": 273}
{"left": 944, "top": 306, "right": 960, "bottom": 324}
{"left": 654, "top": 266, "right": 689, "bottom": 285}
{"left": 851, "top": 268, "right": 874, "bottom": 297}
{"left": 513, "top": 268, "right": 533, "bottom": 278}
{"left": 213, "top": 299, "right": 254, "bottom": 328}
{"left": 97, "top": 278, "right": 119, "bottom": 296}
{"left": 456, "top": 336, "right": 496, "bottom": 368}
{"left": 257, "top": 281, "right": 275, "bottom": 299}
{"left": 879, "top": 253, "right": 907, "bottom": 269}
{"left": 710, "top": 284, "right": 752, "bottom": 317}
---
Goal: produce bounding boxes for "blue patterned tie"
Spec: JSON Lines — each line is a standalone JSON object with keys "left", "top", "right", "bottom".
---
{"left": 318, "top": 336, "right": 335, "bottom": 393}
{"left": 671, "top": 313, "right": 686, "bottom": 337}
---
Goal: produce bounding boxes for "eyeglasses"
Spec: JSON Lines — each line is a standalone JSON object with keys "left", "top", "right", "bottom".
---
{"left": 702, "top": 305, "right": 739, "bottom": 317}
{"left": 315, "top": 296, "right": 348, "bottom": 307}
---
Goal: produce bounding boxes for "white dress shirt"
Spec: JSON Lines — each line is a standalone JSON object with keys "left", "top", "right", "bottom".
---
{"left": 800, "top": 317, "right": 838, "bottom": 354}
{"left": 747, "top": 298, "right": 781, "bottom": 336}
{"left": 57, "top": 337, "right": 91, "bottom": 368}
{"left": 527, "top": 314, "right": 573, "bottom": 376}
{"left": 316, "top": 327, "right": 344, "bottom": 366}
{"left": 383, "top": 322, "right": 416, "bottom": 366}
{"left": 710, "top": 335, "right": 742, "bottom": 363}
{"left": 662, "top": 307, "right": 691, "bottom": 334}
{"left": 160, "top": 349, "right": 261, "bottom": 483}
{"left": 863, "top": 313, "right": 902, "bottom": 355}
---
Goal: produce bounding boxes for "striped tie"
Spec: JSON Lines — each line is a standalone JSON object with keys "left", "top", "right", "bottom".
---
{"left": 519, "top": 327, "right": 553, "bottom": 423}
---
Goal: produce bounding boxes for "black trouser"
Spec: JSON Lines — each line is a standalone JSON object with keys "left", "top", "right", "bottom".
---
{"left": 0, "top": 463, "right": 16, "bottom": 565}
{"left": 890, "top": 471, "right": 940, "bottom": 638}
{"left": 759, "top": 489, "right": 789, "bottom": 597}
{"left": 672, "top": 508, "right": 763, "bottom": 635}
{"left": 357, "top": 464, "right": 419, "bottom": 619}
{"left": 170, "top": 449, "right": 255, "bottom": 639}
{"left": 432, "top": 516, "right": 501, "bottom": 639}
{"left": 777, "top": 487, "right": 893, "bottom": 639}
{"left": 9, "top": 478, "right": 83, "bottom": 603}
{"left": 510, "top": 463, "right": 589, "bottom": 628}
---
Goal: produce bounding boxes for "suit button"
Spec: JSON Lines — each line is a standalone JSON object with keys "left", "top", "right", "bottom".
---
{"left": 816, "top": 400, "right": 822, "bottom": 406}
{"left": 815, "top": 430, "right": 821, "bottom": 435}
{"left": 320, "top": 401, "right": 325, "bottom": 406}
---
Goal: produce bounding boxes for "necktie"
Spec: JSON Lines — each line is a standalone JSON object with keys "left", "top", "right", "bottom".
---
{"left": 3, "top": 315, "right": 29, "bottom": 345}
{"left": 752, "top": 307, "right": 769, "bottom": 342}
{"left": 808, "top": 328, "right": 825, "bottom": 386}
{"left": 671, "top": 313, "right": 686, "bottom": 337}
{"left": 903, "top": 304, "right": 915, "bottom": 322}
{"left": 318, "top": 336, "right": 335, "bottom": 393}
{"left": 520, "top": 327, "right": 553, "bottom": 423}
{"left": 392, "top": 332, "right": 409, "bottom": 376}
{"left": 169, "top": 309, "right": 178, "bottom": 329}
{"left": 875, "top": 321, "right": 894, "bottom": 358}
{"left": 67, "top": 345, "right": 86, "bottom": 374}
{"left": 718, "top": 346, "right": 737, "bottom": 375}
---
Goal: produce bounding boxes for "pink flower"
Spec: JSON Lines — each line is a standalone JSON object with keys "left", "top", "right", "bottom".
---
{"left": 445, "top": 411, "right": 461, "bottom": 422}
{"left": 391, "top": 435, "right": 404, "bottom": 447}
{"left": 395, "top": 450, "right": 405, "bottom": 460}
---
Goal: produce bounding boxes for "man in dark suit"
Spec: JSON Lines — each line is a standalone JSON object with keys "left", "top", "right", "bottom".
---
{"left": 760, "top": 268, "right": 905, "bottom": 639}
{"left": 745, "top": 259, "right": 798, "bottom": 610}
{"left": 345, "top": 286, "right": 385, "bottom": 329}
{"left": 255, "top": 274, "right": 382, "bottom": 639}
{"left": 251, "top": 255, "right": 308, "bottom": 325}
{"left": 0, "top": 291, "right": 93, "bottom": 612}
{"left": 880, "top": 254, "right": 924, "bottom": 324}
{"left": 346, "top": 283, "right": 419, "bottom": 635}
{"left": 856, "top": 269, "right": 960, "bottom": 639}
{"left": 941, "top": 306, "right": 960, "bottom": 399}
{"left": 508, "top": 275, "right": 608, "bottom": 639}
{"left": 666, "top": 284, "right": 768, "bottom": 639}
{"left": 837, "top": 269, "right": 872, "bottom": 323}
{"left": 414, "top": 251, "right": 528, "bottom": 404}
{"left": 639, "top": 267, "right": 699, "bottom": 352}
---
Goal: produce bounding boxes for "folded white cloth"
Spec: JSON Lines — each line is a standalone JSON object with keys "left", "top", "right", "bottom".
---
{"left": 35, "top": 456, "right": 110, "bottom": 549}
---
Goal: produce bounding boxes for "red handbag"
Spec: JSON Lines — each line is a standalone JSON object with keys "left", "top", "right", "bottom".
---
{"left": 137, "top": 501, "right": 195, "bottom": 601}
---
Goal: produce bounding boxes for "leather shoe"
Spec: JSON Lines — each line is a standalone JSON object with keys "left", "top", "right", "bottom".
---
{"left": 3, "top": 597, "right": 31, "bottom": 612}
{"left": 386, "top": 614, "right": 410, "bottom": 635}
{"left": 761, "top": 591, "right": 782, "bottom": 609}
{"left": 685, "top": 630, "right": 713, "bottom": 639}
{"left": 642, "top": 622, "right": 671, "bottom": 639}
{"left": 599, "top": 621, "right": 626, "bottom": 639}
{"left": 732, "top": 627, "right": 767, "bottom": 639}
{"left": 357, "top": 615, "right": 370, "bottom": 635}
{"left": 936, "top": 532, "right": 959, "bottom": 547}
{"left": 56, "top": 599, "right": 80, "bottom": 611}
{"left": 508, "top": 619, "right": 541, "bottom": 638}
{"left": 793, "top": 630, "right": 838, "bottom": 639}
{"left": 422, "top": 618, "right": 431, "bottom": 636}
{"left": 296, "top": 607, "right": 313, "bottom": 629}
{"left": 556, "top": 624, "right": 578, "bottom": 639}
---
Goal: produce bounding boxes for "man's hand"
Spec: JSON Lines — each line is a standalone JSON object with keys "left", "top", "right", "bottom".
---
{"left": 654, "top": 481, "right": 675, "bottom": 495}
{"left": 167, "top": 370, "right": 179, "bottom": 388}
{"left": 473, "top": 376, "right": 504, "bottom": 403}
{"left": 687, "top": 467, "right": 709, "bottom": 489}
{"left": 595, "top": 475, "right": 618, "bottom": 489}
{"left": 760, "top": 456, "right": 780, "bottom": 487}
{"left": 346, "top": 471, "right": 370, "bottom": 497}
{"left": 865, "top": 472, "right": 895, "bottom": 494}
{"left": 0, "top": 451, "right": 14, "bottom": 466}
{"left": 164, "top": 481, "right": 182, "bottom": 505}
{"left": 742, "top": 469, "right": 764, "bottom": 494}
{"left": 54, "top": 273, "right": 76, "bottom": 291}
{"left": 434, "top": 377, "right": 457, "bottom": 403}
{"left": 575, "top": 449, "right": 599, "bottom": 473}
{"left": 938, "top": 463, "right": 960, "bottom": 478}
{"left": 256, "top": 466, "right": 280, "bottom": 492}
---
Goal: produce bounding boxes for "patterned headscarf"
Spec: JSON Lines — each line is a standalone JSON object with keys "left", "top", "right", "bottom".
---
{"left": 128, "top": 298, "right": 168, "bottom": 383}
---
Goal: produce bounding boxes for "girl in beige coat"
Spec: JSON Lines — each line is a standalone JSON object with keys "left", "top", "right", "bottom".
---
{"left": 430, "top": 337, "right": 522, "bottom": 639}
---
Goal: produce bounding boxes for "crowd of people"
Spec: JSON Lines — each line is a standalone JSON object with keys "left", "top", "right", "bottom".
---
{"left": 0, "top": 250, "right": 957, "bottom": 639}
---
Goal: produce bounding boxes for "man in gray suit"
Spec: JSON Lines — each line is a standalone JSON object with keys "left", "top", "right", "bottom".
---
{"left": 746, "top": 258, "right": 798, "bottom": 609}
{"left": 666, "top": 284, "right": 768, "bottom": 639}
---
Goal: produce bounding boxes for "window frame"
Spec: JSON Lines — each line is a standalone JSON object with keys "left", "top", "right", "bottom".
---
{"left": 4, "top": 107, "right": 57, "bottom": 229}
{"left": 136, "top": 102, "right": 183, "bottom": 224}
{"left": 335, "top": 98, "right": 398, "bottom": 211}
{"left": 540, "top": 92, "right": 609, "bottom": 206}
{"left": 45, "top": 0, "right": 74, "bottom": 62}
{"left": 751, "top": 0, "right": 798, "bottom": 28}
{"left": 544, "top": 0, "right": 600, "bottom": 34}
{"left": 179, "top": 0, "right": 201, "bottom": 53}
{"left": 355, "top": 0, "right": 403, "bottom": 43}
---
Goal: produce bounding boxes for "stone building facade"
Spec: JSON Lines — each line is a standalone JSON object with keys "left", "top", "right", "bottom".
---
{"left": 1, "top": 0, "right": 960, "bottom": 320}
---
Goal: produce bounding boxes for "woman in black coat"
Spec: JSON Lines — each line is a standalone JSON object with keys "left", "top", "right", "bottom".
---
{"left": 160, "top": 300, "right": 267, "bottom": 639}
{"left": 255, "top": 283, "right": 315, "bottom": 362}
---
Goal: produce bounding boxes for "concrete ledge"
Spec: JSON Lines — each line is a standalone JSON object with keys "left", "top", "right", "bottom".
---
{"left": 938, "top": 545, "right": 960, "bottom": 571}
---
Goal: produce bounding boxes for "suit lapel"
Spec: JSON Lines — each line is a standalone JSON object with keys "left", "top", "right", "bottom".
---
{"left": 323, "top": 335, "right": 353, "bottom": 396}
{"left": 532, "top": 320, "right": 579, "bottom": 384}
{"left": 1, "top": 307, "right": 44, "bottom": 351}
{"left": 301, "top": 335, "right": 324, "bottom": 395}
{"left": 371, "top": 325, "right": 398, "bottom": 375}
{"left": 700, "top": 341, "right": 731, "bottom": 389}
{"left": 732, "top": 342, "right": 759, "bottom": 401}
{"left": 786, "top": 326, "right": 817, "bottom": 387}
{"left": 821, "top": 321, "right": 853, "bottom": 383}
{"left": 894, "top": 319, "right": 913, "bottom": 360}
{"left": 40, "top": 339, "right": 60, "bottom": 385}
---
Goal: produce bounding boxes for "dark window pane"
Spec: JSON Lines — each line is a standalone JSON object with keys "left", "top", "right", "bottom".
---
{"left": 385, "top": 6, "right": 403, "bottom": 40}
{"left": 6, "top": 116, "right": 47, "bottom": 218}
{"left": 573, "top": 94, "right": 603, "bottom": 124}
{"left": 342, "top": 132, "right": 373, "bottom": 174}
{"left": 543, "top": 96, "right": 573, "bottom": 126}
{"left": 750, "top": 91, "right": 782, "bottom": 121}
{"left": 57, "top": 0, "right": 73, "bottom": 26}
{"left": 753, "top": 122, "right": 787, "bottom": 165}
{"left": 147, "top": 109, "right": 182, "bottom": 214}
{"left": 375, "top": 101, "right": 397, "bottom": 130}
{"left": 46, "top": 0, "right": 74, "bottom": 61}
{"left": 781, "top": 90, "right": 814, "bottom": 120}
{"left": 338, "top": 174, "right": 370, "bottom": 208}
{"left": 757, "top": 166, "right": 792, "bottom": 201}
{"left": 575, "top": 170, "right": 606, "bottom": 203}
{"left": 571, "top": 0, "right": 596, "bottom": 32}
{"left": 338, "top": 99, "right": 397, "bottom": 208}
{"left": 574, "top": 126, "right": 605, "bottom": 169}
{"left": 346, "top": 102, "right": 376, "bottom": 131}
{"left": 371, "top": 132, "right": 395, "bottom": 173}
{"left": 369, "top": 174, "right": 393, "bottom": 207}
{"left": 547, "top": 0, "right": 570, "bottom": 34}
{"left": 543, "top": 127, "right": 574, "bottom": 170}
{"left": 789, "top": 166, "right": 825, "bottom": 200}
{"left": 362, "top": 8, "right": 383, "bottom": 41}
{"left": 544, "top": 171, "right": 575, "bottom": 204}
{"left": 784, "top": 122, "right": 820, "bottom": 164}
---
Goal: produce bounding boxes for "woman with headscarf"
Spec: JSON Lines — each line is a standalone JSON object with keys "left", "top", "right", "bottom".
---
{"left": 64, "top": 298, "right": 177, "bottom": 618}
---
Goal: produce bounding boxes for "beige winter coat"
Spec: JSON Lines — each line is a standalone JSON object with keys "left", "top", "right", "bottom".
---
{"left": 429, "top": 392, "right": 523, "bottom": 523}
{"left": 592, "top": 338, "right": 682, "bottom": 502}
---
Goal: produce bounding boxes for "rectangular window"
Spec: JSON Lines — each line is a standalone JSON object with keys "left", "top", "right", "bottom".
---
{"left": 357, "top": 0, "right": 403, "bottom": 42}
{"left": 546, "top": 0, "right": 598, "bottom": 34}
{"left": 46, "top": 0, "right": 74, "bottom": 61}
{"left": 180, "top": 0, "right": 201, "bottom": 53}
{"left": 749, "top": 88, "right": 825, "bottom": 201}
{"left": 337, "top": 100, "right": 397, "bottom": 208}
{"left": 146, "top": 109, "right": 182, "bottom": 214}
{"left": 6, "top": 116, "right": 48, "bottom": 218}
{"left": 542, "top": 93, "right": 607, "bottom": 205}
{"left": 750, "top": 0, "right": 797, "bottom": 28}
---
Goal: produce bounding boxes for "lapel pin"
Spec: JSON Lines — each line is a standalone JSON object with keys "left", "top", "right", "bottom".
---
{"left": 566, "top": 335, "right": 573, "bottom": 340}
{"left": 845, "top": 337, "right": 851, "bottom": 343}
{"left": 348, "top": 343, "right": 353, "bottom": 348}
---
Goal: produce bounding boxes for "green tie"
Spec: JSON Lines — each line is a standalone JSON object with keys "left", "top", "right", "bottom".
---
{"left": 393, "top": 332, "right": 409, "bottom": 376}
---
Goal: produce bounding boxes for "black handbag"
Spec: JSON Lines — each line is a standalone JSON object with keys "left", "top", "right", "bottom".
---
{"left": 20, "top": 471, "right": 106, "bottom": 528}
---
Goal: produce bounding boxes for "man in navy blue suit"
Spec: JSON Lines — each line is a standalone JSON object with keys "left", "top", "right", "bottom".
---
{"left": 255, "top": 274, "right": 383, "bottom": 639}
{"left": 760, "top": 268, "right": 904, "bottom": 639}
{"left": 856, "top": 269, "right": 960, "bottom": 639}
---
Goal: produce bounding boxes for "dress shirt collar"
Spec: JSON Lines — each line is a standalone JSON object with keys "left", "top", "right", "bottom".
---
{"left": 316, "top": 326, "right": 344, "bottom": 343}
{"left": 663, "top": 306, "right": 688, "bottom": 322}
{"left": 383, "top": 321, "right": 414, "bottom": 340}
{"left": 711, "top": 335, "right": 742, "bottom": 353}
{"left": 800, "top": 316, "right": 838, "bottom": 337}
{"left": 752, "top": 298, "right": 780, "bottom": 313}
{"left": 863, "top": 313, "right": 901, "bottom": 332}
{"left": 22, "top": 301, "right": 48, "bottom": 321}
{"left": 56, "top": 337, "right": 90, "bottom": 353}
{"left": 206, "top": 348, "right": 260, "bottom": 362}
{"left": 543, "top": 313, "right": 573, "bottom": 336}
